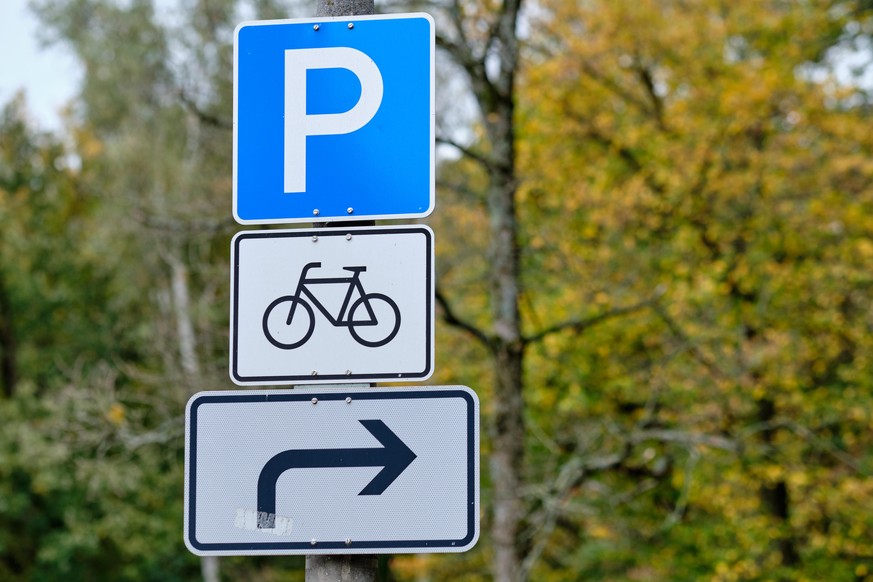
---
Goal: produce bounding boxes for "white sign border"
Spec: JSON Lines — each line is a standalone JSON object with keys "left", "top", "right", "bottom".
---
{"left": 183, "top": 386, "right": 480, "bottom": 555}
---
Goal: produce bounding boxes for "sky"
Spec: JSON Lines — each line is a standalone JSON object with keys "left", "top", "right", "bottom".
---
{"left": 0, "top": 0, "right": 81, "bottom": 132}
{"left": 0, "top": 0, "right": 870, "bottom": 136}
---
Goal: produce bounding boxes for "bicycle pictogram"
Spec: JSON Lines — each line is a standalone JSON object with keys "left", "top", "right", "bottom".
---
{"left": 262, "top": 262, "right": 401, "bottom": 349}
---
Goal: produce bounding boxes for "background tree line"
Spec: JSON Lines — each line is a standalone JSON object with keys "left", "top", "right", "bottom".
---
{"left": 1, "top": 0, "right": 872, "bottom": 580}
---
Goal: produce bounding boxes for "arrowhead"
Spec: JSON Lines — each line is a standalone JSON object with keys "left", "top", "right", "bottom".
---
{"left": 357, "top": 419, "right": 417, "bottom": 495}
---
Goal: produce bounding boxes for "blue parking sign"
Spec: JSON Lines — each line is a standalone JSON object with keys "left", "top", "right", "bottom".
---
{"left": 234, "top": 13, "right": 435, "bottom": 224}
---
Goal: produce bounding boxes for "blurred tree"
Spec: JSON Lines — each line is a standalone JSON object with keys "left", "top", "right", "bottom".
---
{"left": 425, "top": 0, "right": 657, "bottom": 577}
{"left": 0, "top": 0, "right": 274, "bottom": 579}
{"left": 0, "top": 92, "right": 191, "bottom": 581}
{"left": 406, "top": 0, "right": 873, "bottom": 580}
{"left": 506, "top": 0, "right": 873, "bottom": 579}
{"left": 4, "top": 0, "right": 873, "bottom": 580}
{"left": 0, "top": 95, "right": 132, "bottom": 397}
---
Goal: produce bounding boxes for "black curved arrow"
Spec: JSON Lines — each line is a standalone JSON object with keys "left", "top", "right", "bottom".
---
{"left": 256, "top": 419, "right": 417, "bottom": 529}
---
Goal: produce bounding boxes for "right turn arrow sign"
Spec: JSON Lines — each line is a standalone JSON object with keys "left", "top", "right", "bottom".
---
{"left": 256, "top": 419, "right": 417, "bottom": 528}
{"left": 184, "top": 386, "right": 479, "bottom": 556}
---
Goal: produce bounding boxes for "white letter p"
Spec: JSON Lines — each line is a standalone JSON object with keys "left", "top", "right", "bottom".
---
{"left": 284, "top": 47, "right": 384, "bottom": 193}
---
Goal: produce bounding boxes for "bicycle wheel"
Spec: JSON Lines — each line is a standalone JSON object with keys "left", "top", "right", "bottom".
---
{"left": 348, "top": 293, "right": 401, "bottom": 348}
{"left": 262, "top": 295, "right": 315, "bottom": 350}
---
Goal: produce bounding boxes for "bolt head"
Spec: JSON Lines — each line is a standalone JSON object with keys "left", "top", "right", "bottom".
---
{"left": 313, "top": 209, "right": 320, "bottom": 216}
{"left": 347, "top": 207, "right": 354, "bottom": 214}
{"left": 345, "top": 396, "right": 352, "bottom": 403}
{"left": 347, "top": 22, "right": 354, "bottom": 29}
{"left": 311, "top": 397, "right": 318, "bottom": 404}
{"left": 313, "top": 24, "right": 320, "bottom": 31}
{"left": 345, "top": 233, "right": 352, "bottom": 240}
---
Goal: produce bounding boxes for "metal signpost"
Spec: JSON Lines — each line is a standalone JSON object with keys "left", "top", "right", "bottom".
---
{"left": 184, "top": 3, "right": 479, "bottom": 580}
{"left": 184, "top": 387, "right": 479, "bottom": 555}
{"left": 234, "top": 14, "right": 435, "bottom": 224}
{"left": 230, "top": 226, "right": 434, "bottom": 385}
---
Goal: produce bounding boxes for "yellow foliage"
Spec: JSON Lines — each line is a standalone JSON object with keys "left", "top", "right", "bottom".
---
{"left": 442, "top": 0, "right": 873, "bottom": 578}
{"left": 106, "top": 402, "right": 126, "bottom": 426}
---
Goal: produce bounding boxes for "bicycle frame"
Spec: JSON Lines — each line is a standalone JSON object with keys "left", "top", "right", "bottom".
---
{"left": 287, "top": 262, "right": 377, "bottom": 327}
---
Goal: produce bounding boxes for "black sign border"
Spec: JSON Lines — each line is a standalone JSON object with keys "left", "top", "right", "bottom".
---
{"left": 186, "top": 388, "right": 478, "bottom": 554}
{"left": 230, "top": 226, "right": 433, "bottom": 385}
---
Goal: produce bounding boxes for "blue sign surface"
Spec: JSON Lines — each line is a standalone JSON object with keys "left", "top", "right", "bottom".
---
{"left": 234, "top": 14, "right": 435, "bottom": 224}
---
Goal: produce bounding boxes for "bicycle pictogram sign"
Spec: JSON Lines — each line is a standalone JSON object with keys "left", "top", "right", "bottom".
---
{"left": 231, "top": 226, "right": 433, "bottom": 385}
{"left": 262, "top": 262, "right": 401, "bottom": 349}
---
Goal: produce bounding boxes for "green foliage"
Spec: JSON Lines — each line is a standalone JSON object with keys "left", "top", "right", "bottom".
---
{"left": 0, "top": 372, "right": 201, "bottom": 581}
{"left": 0, "top": 97, "right": 137, "bottom": 389}
{"left": 2, "top": 0, "right": 873, "bottom": 580}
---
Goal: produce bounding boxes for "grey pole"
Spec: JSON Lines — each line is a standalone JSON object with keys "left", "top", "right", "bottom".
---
{"left": 304, "top": 0, "right": 379, "bottom": 579}
{"left": 316, "top": 0, "right": 374, "bottom": 16}
{"left": 305, "top": 554, "right": 378, "bottom": 582}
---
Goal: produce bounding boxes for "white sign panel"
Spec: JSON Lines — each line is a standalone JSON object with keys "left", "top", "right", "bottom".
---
{"left": 230, "top": 226, "right": 434, "bottom": 385}
{"left": 184, "top": 386, "right": 479, "bottom": 555}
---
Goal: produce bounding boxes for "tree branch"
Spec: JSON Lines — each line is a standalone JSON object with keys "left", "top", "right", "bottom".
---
{"left": 436, "top": 176, "right": 487, "bottom": 205}
{"left": 177, "top": 89, "right": 232, "bottom": 130}
{"left": 633, "top": 61, "right": 667, "bottom": 131}
{"left": 435, "top": 33, "right": 499, "bottom": 117}
{"left": 436, "top": 135, "right": 494, "bottom": 169}
{"left": 631, "top": 428, "right": 739, "bottom": 453}
{"left": 488, "top": 0, "right": 522, "bottom": 98}
{"left": 740, "top": 418, "right": 865, "bottom": 473}
{"left": 435, "top": 33, "right": 483, "bottom": 84}
{"left": 524, "top": 288, "right": 664, "bottom": 346}
{"left": 435, "top": 287, "right": 492, "bottom": 348}
{"left": 120, "top": 415, "right": 185, "bottom": 451}
{"left": 566, "top": 116, "right": 667, "bottom": 195}
{"left": 577, "top": 60, "right": 655, "bottom": 120}
{"left": 651, "top": 301, "right": 731, "bottom": 380}
{"left": 130, "top": 207, "right": 237, "bottom": 235}
{"left": 520, "top": 445, "right": 632, "bottom": 578}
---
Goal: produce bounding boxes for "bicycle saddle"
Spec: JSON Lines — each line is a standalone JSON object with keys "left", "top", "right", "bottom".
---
{"left": 342, "top": 266, "right": 367, "bottom": 273}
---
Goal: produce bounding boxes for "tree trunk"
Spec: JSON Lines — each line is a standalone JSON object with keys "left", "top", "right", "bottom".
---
{"left": 436, "top": 0, "right": 525, "bottom": 576}
{"left": 757, "top": 397, "right": 799, "bottom": 572}
{"left": 305, "top": 555, "right": 378, "bottom": 581}
{"left": 0, "top": 268, "right": 16, "bottom": 397}
{"left": 484, "top": 100, "right": 525, "bottom": 581}
{"left": 482, "top": 2, "right": 524, "bottom": 577}
{"left": 490, "top": 342, "right": 525, "bottom": 582}
{"left": 168, "top": 253, "right": 218, "bottom": 582}
{"left": 170, "top": 255, "right": 200, "bottom": 379}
